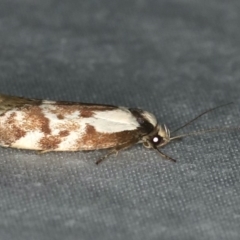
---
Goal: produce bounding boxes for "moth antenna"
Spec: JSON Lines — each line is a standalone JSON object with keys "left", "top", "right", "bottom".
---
{"left": 170, "top": 126, "right": 240, "bottom": 141}
{"left": 172, "top": 102, "right": 233, "bottom": 134}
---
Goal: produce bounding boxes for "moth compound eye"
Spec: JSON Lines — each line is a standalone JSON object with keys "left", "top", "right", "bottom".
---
{"left": 151, "top": 136, "right": 163, "bottom": 146}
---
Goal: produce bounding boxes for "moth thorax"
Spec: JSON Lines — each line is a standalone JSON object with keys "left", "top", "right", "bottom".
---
{"left": 142, "top": 124, "right": 170, "bottom": 149}
{"left": 158, "top": 124, "right": 170, "bottom": 142}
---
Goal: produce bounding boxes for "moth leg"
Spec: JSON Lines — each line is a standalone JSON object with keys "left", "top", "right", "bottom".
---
{"left": 156, "top": 148, "right": 176, "bottom": 162}
{"left": 96, "top": 141, "right": 137, "bottom": 165}
{"left": 96, "top": 149, "right": 118, "bottom": 165}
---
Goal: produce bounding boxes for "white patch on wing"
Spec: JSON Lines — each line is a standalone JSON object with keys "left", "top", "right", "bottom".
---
{"left": 57, "top": 131, "right": 81, "bottom": 150}
{"left": 42, "top": 100, "right": 57, "bottom": 104}
{"left": 11, "top": 131, "right": 45, "bottom": 150}
{"left": 88, "top": 107, "right": 139, "bottom": 133}
{"left": 1, "top": 109, "right": 23, "bottom": 121}
{"left": 14, "top": 111, "right": 25, "bottom": 123}
{"left": 141, "top": 111, "right": 157, "bottom": 126}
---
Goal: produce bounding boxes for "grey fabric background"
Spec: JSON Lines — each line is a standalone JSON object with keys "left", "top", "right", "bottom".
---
{"left": 0, "top": 0, "right": 240, "bottom": 239}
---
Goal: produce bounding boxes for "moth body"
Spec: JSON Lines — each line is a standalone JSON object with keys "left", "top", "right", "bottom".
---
{"left": 0, "top": 94, "right": 233, "bottom": 164}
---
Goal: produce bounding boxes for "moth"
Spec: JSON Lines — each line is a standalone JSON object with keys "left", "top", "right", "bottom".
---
{"left": 0, "top": 93, "right": 233, "bottom": 164}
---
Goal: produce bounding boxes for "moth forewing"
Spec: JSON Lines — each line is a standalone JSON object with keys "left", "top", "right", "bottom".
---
{"left": 0, "top": 94, "right": 155, "bottom": 157}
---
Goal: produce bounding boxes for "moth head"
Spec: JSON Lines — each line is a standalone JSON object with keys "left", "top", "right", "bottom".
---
{"left": 142, "top": 124, "right": 171, "bottom": 149}
{"left": 140, "top": 102, "right": 234, "bottom": 163}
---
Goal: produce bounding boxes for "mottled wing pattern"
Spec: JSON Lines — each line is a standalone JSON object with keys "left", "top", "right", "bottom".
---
{"left": 0, "top": 94, "right": 141, "bottom": 151}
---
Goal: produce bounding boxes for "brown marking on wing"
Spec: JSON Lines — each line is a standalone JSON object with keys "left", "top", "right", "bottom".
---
{"left": 57, "top": 114, "right": 64, "bottom": 119}
{"left": 47, "top": 104, "right": 117, "bottom": 118}
{"left": 75, "top": 124, "right": 140, "bottom": 150}
{"left": 21, "top": 106, "right": 51, "bottom": 134}
{"left": 78, "top": 107, "right": 114, "bottom": 118}
{"left": 48, "top": 105, "right": 81, "bottom": 116}
{"left": 54, "top": 101, "right": 116, "bottom": 109}
{"left": 7, "top": 112, "right": 16, "bottom": 124}
{"left": 39, "top": 135, "right": 62, "bottom": 150}
{"left": 79, "top": 109, "right": 94, "bottom": 118}
{"left": 0, "top": 112, "right": 26, "bottom": 145}
{"left": 57, "top": 121, "right": 80, "bottom": 132}
{"left": 59, "top": 130, "right": 70, "bottom": 137}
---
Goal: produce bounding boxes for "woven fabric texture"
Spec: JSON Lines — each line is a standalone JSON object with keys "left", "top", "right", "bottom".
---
{"left": 0, "top": 0, "right": 240, "bottom": 239}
